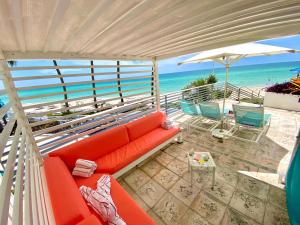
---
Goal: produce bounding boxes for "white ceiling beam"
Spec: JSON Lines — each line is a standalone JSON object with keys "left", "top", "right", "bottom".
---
{"left": 61, "top": 0, "right": 113, "bottom": 53}
{"left": 0, "top": 49, "right": 4, "bottom": 60}
{"left": 78, "top": 0, "right": 147, "bottom": 53}
{"left": 2, "top": 51, "right": 152, "bottom": 61}
{"left": 127, "top": 3, "right": 299, "bottom": 56}
{"left": 102, "top": 0, "right": 288, "bottom": 55}
{"left": 43, "top": 0, "right": 71, "bottom": 52}
{"left": 8, "top": 0, "right": 26, "bottom": 52}
{"left": 140, "top": 12, "right": 300, "bottom": 56}
{"left": 146, "top": 17, "right": 300, "bottom": 57}
{"left": 157, "top": 23, "right": 300, "bottom": 60}
{"left": 89, "top": 0, "right": 205, "bottom": 54}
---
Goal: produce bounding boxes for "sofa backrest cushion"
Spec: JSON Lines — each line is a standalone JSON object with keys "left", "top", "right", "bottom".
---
{"left": 44, "top": 157, "right": 91, "bottom": 225}
{"left": 125, "top": 111, "right": 166, "bottom": 141}
{"left": 49, "top": 126, "right": 129, "bottom": 169}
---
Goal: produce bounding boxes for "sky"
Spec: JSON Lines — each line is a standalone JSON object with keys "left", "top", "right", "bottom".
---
{"left": 158, "top": 35, "right": 300, "bottom": 74}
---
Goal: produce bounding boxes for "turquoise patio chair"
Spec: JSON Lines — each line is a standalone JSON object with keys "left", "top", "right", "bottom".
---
{"left": 180, "top": 100, "right": 200, "bottom": 116}
{"left": 233, "top": 104, "right": 271, "bottom": 128}
{"left": 188, "top": 102, "right": 229, "bottom": 132}
{"left": 286, "top": 136, "right": 300, "bottom": 225}
{"left": 199, "top": 102, "right": 229, "bottom": 120}
{"left": 231, "top": 104, "right": 271, "bottom": 142}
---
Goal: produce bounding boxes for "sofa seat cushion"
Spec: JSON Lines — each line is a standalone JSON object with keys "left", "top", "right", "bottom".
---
{"left": 95, "top": 141, "right": 147, "bottom": 173}
{"left": 75, "top": 174, "right": 156, "bottom": 225}
{"left": 125, "top": 111, "right": 166, "bottom": 140}
{"left": 133, "top": 127, "right": 180, "bottom": 151}
{"left": 49, "top": 126, "right": 129, "bottom": 170}
{"left": 95, "top": 127, "right": 180, "bottom": 174}
{"left": 44, "top": 157, "right": 91, "bottom": 225}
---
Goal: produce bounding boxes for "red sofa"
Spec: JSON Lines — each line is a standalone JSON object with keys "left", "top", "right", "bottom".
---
{"left": 44, "top": 111, "right": 181, "bottom": 225}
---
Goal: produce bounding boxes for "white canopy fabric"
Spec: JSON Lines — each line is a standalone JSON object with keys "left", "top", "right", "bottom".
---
{"left": 179, "top": 43, "right": 299, "bottom": 65}
{"left": 0, "top": 0, "right": 300, "bottom": 60}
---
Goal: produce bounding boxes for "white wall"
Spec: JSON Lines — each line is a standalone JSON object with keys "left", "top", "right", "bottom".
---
{"left": 264, "top": 92, "right": 300, "bottom": 111}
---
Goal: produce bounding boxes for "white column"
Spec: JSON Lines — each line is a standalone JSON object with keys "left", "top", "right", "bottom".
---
{"left": 0, "top": 61, "right": 42, "bottom": 163}
{"left": 152, "top": 57, "right": 161, "bottom": 111}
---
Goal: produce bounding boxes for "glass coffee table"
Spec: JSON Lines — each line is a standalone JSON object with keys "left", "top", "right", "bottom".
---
{"left": 187, "top": 151, "right": 216, "bottom": 189}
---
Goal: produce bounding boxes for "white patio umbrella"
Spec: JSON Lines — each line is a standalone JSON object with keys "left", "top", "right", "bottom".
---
{"left": 179, "top": 42, "right": 299, "bottom": 133}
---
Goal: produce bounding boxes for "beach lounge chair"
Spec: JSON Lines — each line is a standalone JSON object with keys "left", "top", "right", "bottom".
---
{"left": 180, "top": 100, "right": 200, "bottom": 115}
{"left": 230, "top": 104, "right": 271, "bottom": 142}
{"left": 189, "top": 102, "right": 229, "bottom": 132}
{"left": 286, "top": 135, "right": 300, "bottom": 225}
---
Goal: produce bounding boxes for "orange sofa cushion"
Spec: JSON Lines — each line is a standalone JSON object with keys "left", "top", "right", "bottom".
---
{"left": 125, "top": 111, "right": 166, "bottom": 141}
{"left": 95, "top": 141, "right": 147, "bottom": 174}
{"left": 133, "top": 127, "right": 180, "bottom": 151}
{"left": 95, "top": 127, "right": 180, "bottom": 174}
{"left": 75, "top": 174, "right": 156, "bottom": 225}
{"left": 77, "top": 215, "right": 103, "bottom": 225}
{"left": 49, "top": 126, "right": 129, "bottom": 169}
{"left": 44, "top": 157, "right": 91, "bottom": 225}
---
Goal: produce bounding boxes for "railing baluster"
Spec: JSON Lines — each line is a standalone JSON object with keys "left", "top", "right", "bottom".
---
{"left": 164, "top": 95, "right": 168, "bottom": 115}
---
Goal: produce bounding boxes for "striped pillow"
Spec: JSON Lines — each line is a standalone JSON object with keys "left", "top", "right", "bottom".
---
{"left": 80, "top": 186, "right": 126, "bottom": 225}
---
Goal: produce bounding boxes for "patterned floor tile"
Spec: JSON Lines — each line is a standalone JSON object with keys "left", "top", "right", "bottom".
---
{"left": 164, "top": 144, "right": 185, "bottom": 158}
{"left": 229, "top": 190, "right": 265, "bottom": 223}
{"left": 221, "top": 208, "right": 260, "bottom": 225}
{"left": 147, "top": 210, "right": 167, "bottom": 225}
{"left": 123, "top": 168, "right": 151, "bottom": 191}
{"left": 140, "top": 160, "right": 163, "bottom": 177}
{"left": 156, "top": 152, "right": 175, "bottom": 166}
{"left": 268, "top": 185, "right": 287, "bottom": 210}
{"left": 218, "top": 154, "right": 241, "bottom": 170}
{"left": 263, "top": 203, "right": 290, "bottom": 225}
{"left": 182, "top": 170, "right": 211, "bottom": 189}
{"left": 175, "top": 149, "right": 189, "bottom": 163}
{"left": 166, "top": 159, "right": 188, "bottom": 176}
{"left": 136, "top": 180, "right": 166, "bottom": 207}
{"left": 203, "top": 178, "right": 235, "bottom": 204}
{"left": 154, "top": 168, "right": 180, "bottom": 190}
{"left": 216, "top": 166, "right": 238, "bottom": 187}
{"left": 191, "top": 191, "right": 226, "bottom": 225}
{"left": 237, "top": 175, "right": 269, "bottom": 200}
{"left": 153, "top": 193, "right": 188, "bottom": 225}
{"left": 169, "top": 178, "right": 200, "bottom": 206}
{"left": 176, "top": 209, "right": 210, "bottom": 225}
{"left": 118, "top": 180, "right": 150, "bottom": 212}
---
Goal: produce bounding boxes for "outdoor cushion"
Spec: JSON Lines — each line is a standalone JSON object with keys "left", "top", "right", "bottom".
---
{"left": 49, "top": 126, "right": 129, "bottom": 169}
{"left": 95, "top": 141, "right": 146, "bottom": 173}
{"left": 95, "top": 127, "right": 180, "bottom": 174}
{"left": 75, "top": 174, "right": 156, "bottom": 225}
{"left": 134, "top": 127, "right": 180, "bottom": 151}
{"left": 125, "top": 111, "right": 166, "bottom": 141}
{"left": 44, "top": 157, "right": 91, "bottom": 225}
{"left": 77, "top": 215, "right": 103, "bottom": 225}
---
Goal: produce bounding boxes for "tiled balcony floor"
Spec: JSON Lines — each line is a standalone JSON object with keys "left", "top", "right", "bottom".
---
{"left": 117, "top": 105, "right": 299, "bottom": 225}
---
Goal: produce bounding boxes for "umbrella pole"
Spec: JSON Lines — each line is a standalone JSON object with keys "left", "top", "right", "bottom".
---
{"left": 220, "top": 63, "right": 229, "bottom": 131}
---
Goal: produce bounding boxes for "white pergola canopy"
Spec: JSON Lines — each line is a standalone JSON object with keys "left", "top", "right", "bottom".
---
{"left": 0, "top": 0, "right": 300, "bottom": 60}
{"left": 179, "top": 42, "right": 299, "bottom": 65}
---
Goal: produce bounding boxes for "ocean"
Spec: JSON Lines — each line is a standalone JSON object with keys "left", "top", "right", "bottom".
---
{"left": 159, "top": 61, "right": 300, "bottom": 93}
{"left": 1, "top": 61, "right": 299, "bottom": 104}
